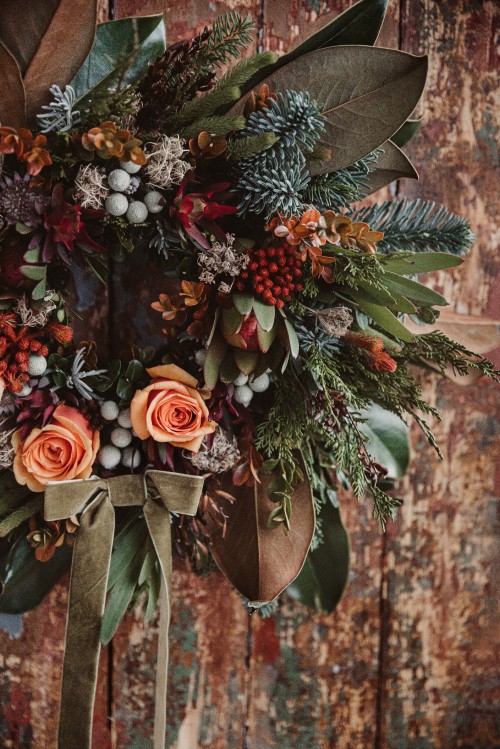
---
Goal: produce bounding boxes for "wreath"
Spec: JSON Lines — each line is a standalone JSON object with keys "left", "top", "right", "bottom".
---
{"left": 0, "top": 1, "right": 498, "bottom": 745}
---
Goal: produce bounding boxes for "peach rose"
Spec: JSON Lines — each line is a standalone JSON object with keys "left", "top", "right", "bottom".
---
{"left": 13, "top": 404, "right": 100, "bottom": 493}
{"left": 130, "top": 363, "right": 216, "bottom": 453}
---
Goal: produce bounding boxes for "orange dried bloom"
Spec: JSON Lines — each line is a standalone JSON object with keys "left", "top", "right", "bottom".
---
{"left": 346, "top": 332, "right": 397, "bottom": 372}
{"left": 243, "top": 84, "right": 278, "bottom": 117}
{"left": 81, "top": 121, "right": 147, "bottom": 165}
{"left": 319, "top": 212, "right": 384, "bottom": 254}
{"left": 0, "top": 127, "right": 52, "bottom": 176}
{"left": 189, "top": 131, "right": 227, "bottom": 159}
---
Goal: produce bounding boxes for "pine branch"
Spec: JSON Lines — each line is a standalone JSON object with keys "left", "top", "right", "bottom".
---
{"left": 227, "top": 132, "right": 278, "bottom": 160}
{"left": 166, "top": 86, "right": 242, "bottom": 129}
{"left": 403, "top": 331, "right": 500, "bottom": 381}
{"left": 203, "top": 12, "right": 254, "bottom": 66}
{"left": 214, "top": 51, "right": 278, "bottom": 92}
{"left": 354, "top": 199, "right": 475, "bottom": 255}
{"left": 179, "top": 115, "right": 246, "bottom": 139}
{"left": 303, "top": 151, "right": 380, "bottom": 210}
{"left": 242, "top": 90, "right": 325, "bottom": 151}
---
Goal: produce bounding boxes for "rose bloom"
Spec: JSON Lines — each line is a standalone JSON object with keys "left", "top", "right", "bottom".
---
{"left": 130, "top": 363, "right": 216, "bottom": 453}
{"left": 13, "top": 404, "right": 100, "bottom": 492}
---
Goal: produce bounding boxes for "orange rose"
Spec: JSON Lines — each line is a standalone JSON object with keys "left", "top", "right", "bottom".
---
{"left": 130, "top": 363, "right": 216, "bottom": 453}
{"left": 13, "top": 404, "right": 100, "bottom": 493}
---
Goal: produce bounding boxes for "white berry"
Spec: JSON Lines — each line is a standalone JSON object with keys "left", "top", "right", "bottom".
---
{"left": 105, "top": 193, "right": 128, "bottom": 216}
{"left": 144, "top": 191, "right": 164, "bottom": 213}
{"left": 27, "top": 354, "right": 47, "bottom": 377}
{"left": 18, "top": 384, "right": 33, "bottom": 397}
{"left": 122, "top": 446, "right": 141, "bottom": 469}
{"left": 194, "top": 349, "right": 206, "bottom": 367}
{"left": 234, "top": 384, "right": 253, "bottom": 407}
{"left": 249, "top": 373, "right": 270, "bottom": 393}
{"left": 119, "top": 160, "right": 142, "bottom": 174}
{"left": 100, "top": 400, "right": 119, "bottom": 421}
{"left": 233, "top": 372, "right": 248, "bottom": 386}
{"left": 107, "top": 168, "right": 131, "bottom": 192}
{"left": 126, "top": 201, "right": 148, "bottom": 223}
{"left": 98, "top": 445, "right": 121, "bottom": 470}
{"left": 117, "top": 408, "right": 132, "bottom": 428}
{"left": 110, "top": 427, "right": 132, "bottom": 448}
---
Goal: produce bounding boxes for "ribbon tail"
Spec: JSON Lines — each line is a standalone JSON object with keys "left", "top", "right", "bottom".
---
{"left": 57, "top": 492, "right": 115, "bottom": 749}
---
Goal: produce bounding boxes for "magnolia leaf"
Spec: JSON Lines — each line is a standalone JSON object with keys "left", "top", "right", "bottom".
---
{"left": 286, "top": 499, "right": 349, "bottom": 614}
{"left": 15, "top": 0, "right": 98, "bottom": 124}
{"left": 391, "top": 118, "right": 421, "bottom": 148}
{"left": 0, "top": 41, "right": 25, "bottom": 127}
{"left": 206, "top": 458, "right": 315, "bottom": 602}
{"left": 359, "top": 402, "right": 410, "bottom": 478}
{"left": 240, "top": 0, "right": 388, "bottom": 96}
{"left": 72, "top": 15, "right": 166, "bottom": 104}
{"left": 235, "top": 47, "right": 427, "bottom": 172}
{"left": 380, "top": 252, "right": 463, "bottom": 275}
{"left": 355, "top": 140, "right": 418, "bottom": 194}
{"left": 0, "top": 537, "right": 72, "bottom": 614}
{"left": 384, "top": 271, "right": 448, "bottom": 306}
{"left": 356, "top": 299, "right": 415, "bottom": 342}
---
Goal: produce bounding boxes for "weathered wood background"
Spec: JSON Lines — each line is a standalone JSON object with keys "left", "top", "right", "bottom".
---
{"left": 1, "top": 1, "right": 499, "bottom": 747}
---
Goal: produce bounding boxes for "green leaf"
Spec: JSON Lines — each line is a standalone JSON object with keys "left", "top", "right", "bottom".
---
{"left": 286, "top": 500, "right": 350, "bottom": 614}
{"left": 0, "top": 537, "right": 72, "bottom": 614}
{"left": 356, "top": 299, "right": 415, "bottom": 342}
{"left": 21, "top": 265, "right": 45, "bottom": 280}
{"left": 222, "top": 306, "right": 243, "bottom": 335}
{"left": 239, "top": 0, "right": 388, "bottom": 95}
{"left": 242, "top": 46, "right": 427, "bottom": 172}
{"left": 0, "top": 495, "right": 43, "bottom": 538}
{"left": 384, "top": 290, "right": 417, "bottom": 315}
{"left": 391, "top": 118, "right": 420, "bottom": 148}
{"left": 124, "top": 359, "right": 144, "bottom": 383}
{"left": 356, "top": 140, "right": 418, "bottom": 194}
{"left": 32, "top": 278, "right": 47, "bottom": 301}
{"left": 380, "top": 252, "right": 463, "bottom": 275}
{"left": 384, "top": 271, "right": 448, "bottom": 306}
{"left": 23, "top": 248, "right": 40, "bottom": 262}
{"left": 253, "top": 298, "right": 275, "bottom": 332}
{"left": 257, "top": 325, "right": 277, "bottom": 354}
{"left": 283, "top": 318, "right": 300, "bottom": 358}
{"left": 219, "top": 355, "right": 241, "bottom": 384}
{"left": 71, "top": 15, "right": 166, "bottom": 103}
{"left": 234, "top": 348, "right": 259, "bottom": 375}
{"left": 204, "top": 333, "right": 228, "bottom": 389}
{"left": 232, "top": 292, "right": 254, "bottom": 315}
{"left": 116, "top": 377, "right": 133, "bottom": 401}
{"left": 359, "top": 402, "right": 410, "bottom": 478}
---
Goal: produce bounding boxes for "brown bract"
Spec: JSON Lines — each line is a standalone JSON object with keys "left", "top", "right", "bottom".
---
{"left": 81, "top": 121, "right": 147, "bottom": 165}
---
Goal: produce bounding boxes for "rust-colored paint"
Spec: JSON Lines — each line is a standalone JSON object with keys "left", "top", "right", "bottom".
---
{"left": 1, "top": 1, "right": 498, "bottom": 747}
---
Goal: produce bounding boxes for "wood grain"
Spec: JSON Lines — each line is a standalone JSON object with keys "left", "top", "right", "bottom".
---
{"left": 1, "top": 1, "right": 498, "bottom": 748}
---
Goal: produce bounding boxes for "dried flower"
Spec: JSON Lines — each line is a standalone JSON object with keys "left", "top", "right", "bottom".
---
{"left": 81, "top": 121, "right": 146, "bottom": 165}
{"left": 0, "top": 127, "right": 52, "bottom": 176}
{"left": 190, "top": 431, "right": 240, "bottom": 473}
{"left": 308, "top": 306, "right": 353, "bottom": 337}
{"left": 243, "top": 84, "right": 278, "bottom": 117}
{"left": 74, "top": 164, "right": 109, "bottom": 209}
{"left": 198, "top": 234, "right": 249, "bottom": 290}
{"left": 189, "top": 131, "right": 227, "bottom": 159}
{"left": 319, "top": 212, "right": 384, "bottom": 254}
{"left": 145, "top": 135, "right": 191, "bottom": 189}
{"left": 346, "top": 332, "right": 397, "bottom": 372}
{"left": 0, "top": 171, "right": 47, "bottom": 226}
{"left": 0, "top": 420, "right": 15, "bottom": 468}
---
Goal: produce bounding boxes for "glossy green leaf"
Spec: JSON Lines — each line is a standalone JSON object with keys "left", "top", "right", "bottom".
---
{"left": 356, "top": 140, "right": 418, "bottom": 194}
{"left": 384, "top": 271, "right": 448, "bottom": 306}
{"left": 380, "top": 252, "right": 463, "bottom": 275}
{"left": 356, "top": 299, "right": 415, "bottom": 342}
{"left": 249, "top": 46, "right": 427, "bottom": 172}
{"left": 359, "top": 402, "right": 410, "bottom": 478}
{"left": 286, "top": 500, "right": 350, "bottom": 614}
{"left": 391, "top": 118, "right": 421, "bottom": 148}
{"left": 72, "top": 15, "right": 166, "bottom": 103}
{"left": 0, "top": 537, "right": 72, "bottom": 614}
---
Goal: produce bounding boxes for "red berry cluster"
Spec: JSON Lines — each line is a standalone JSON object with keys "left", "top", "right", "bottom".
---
{"left": 0, "top": 313, "right": 49, "bottom": 394}
{"left": 236, "top": 243, "right": 303, "bottom": 309}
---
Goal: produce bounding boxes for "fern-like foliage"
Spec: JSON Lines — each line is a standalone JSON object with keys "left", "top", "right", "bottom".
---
{"left": 236, "top": 149, "right": 309, "bottom": 219}
{"left": 304, "top": 151, "right": 379, "bottom": 210}
{"left": 354, "top": 199, "right": 475, "bottom": 255}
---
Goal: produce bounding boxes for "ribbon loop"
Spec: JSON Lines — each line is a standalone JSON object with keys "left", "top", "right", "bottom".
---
{"left": 44, "top": 470, "right": 204, "bottom": 749}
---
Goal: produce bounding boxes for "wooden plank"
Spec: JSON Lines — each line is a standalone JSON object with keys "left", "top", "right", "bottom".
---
{"left": 378, "top": 1, "right": 500, "bottom": 746}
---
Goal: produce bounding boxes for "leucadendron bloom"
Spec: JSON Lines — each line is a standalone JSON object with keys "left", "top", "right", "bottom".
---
{"left": 12, "top": 404, "right": 100, "bottom": 492}
{"left": 130, "top": 363, "right": 216, "bottom": 453}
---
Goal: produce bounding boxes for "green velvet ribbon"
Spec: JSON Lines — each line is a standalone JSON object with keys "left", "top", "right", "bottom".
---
{"left": 44, "top": 470, "right": 204, "bottom": 749}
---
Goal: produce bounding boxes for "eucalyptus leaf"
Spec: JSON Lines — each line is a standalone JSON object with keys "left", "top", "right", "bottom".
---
{"left": 380, "top": 252, "right": 463, "bottom": 275}
{"left": 72, "top": 15, "right": 166, "bottom": 104}
{"left": 356, "top": 299, "right": 415, "bottom": 342}
{"left": 359, "top": 402, "right": 410, "bottom": 478}
{"left": 384, "top": 271, "right": 448, "bottom": 306}
{"left": 286, "top": 500, "right": 349, "bottom": 614}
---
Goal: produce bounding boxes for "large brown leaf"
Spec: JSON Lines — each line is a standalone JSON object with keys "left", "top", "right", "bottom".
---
{"left": 0, "top": 42, "right": 25, "bottom": 127}
{"left": 231, "top": 46, "right": 427, "bottom": 172}
{"left": 206, "top": 461, "right": 315, "bottom": 603}
{"left": 356, "top": 140, "right": 418, "bottom": 196}
{"left": 0, "top": 0, "right": 98, "bottom": 127}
